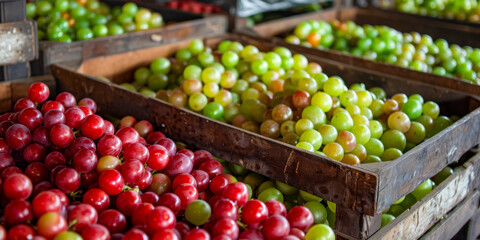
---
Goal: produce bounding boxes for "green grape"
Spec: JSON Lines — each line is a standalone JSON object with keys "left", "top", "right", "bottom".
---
{"left": 93, "top": 24, "right": 108, "bottom": 37}
{"left": 280, "top": 120, "right": 296, "bottom": 136}
{"left": 203, "top": 83, "right": 219, "bottom": 98}
{"left": 432, "top": 116, "right": 452, "bottom": 135}
{"left": 297, "top": 77, "right": 318, "bottom": 95}
{"left": 305, "top": 224, "right": 335, "bottom": 240}
{"left": 351, "top": 125, "right": 371, "bottom": 145}
{"left": 381, "top": 214, "right": 395, "bottom": 227}
{"left": 404, "top": 121, "right": 426, "bottom": 144}
{"left": 150, "top": 57, "right": 170, "bottom": 74}
{"left": 183, "top": 79, "right": 202, "bottom": 96}
{"left": 214, "top": 89, "right": 233, "bottom": 107}
{"left": 322, "top": 142, "right": 344, "bottom": 161}
{"left": 311, "top": 92, "right": 333, "bottom": 112}
{"left": 217, "top": 40, "right": 231, "bottom": 53}
{"left": 258, "top": 188, "right": 284, "bottom": 202}
{"left": 231, "top": 80, "right": 249, "bottom": 94}
{"left": 364, "top": 138, "right": 384, "bottom": 157}
{"left": 339, "top": 90, "right": 358, "bottom": 107}
{"left": 76, "top": 27, "right": 93, "bottom": 40}
{"left": 295, "top": 118, "right": 314, "bottom": 135}
{"left": 184, "top": 65, "right": 202, "bottom": 81}
{"left": 369, "top": 87, "right": 385, "bottom": 100}
{"left": 262, "top": 71, "right": 280, "bottom": 86}
{"left": 331, "top": 111, "right": 354, "bottom": 132}
{"left": 203, "top": 102, "right": 224, "bottom": 120}
{"left": 221, "top": 51, "right": 239, "bottom": 68}
{"left": 275, "top": 181, "right": 297, "bottom": 195}
{"left": 134, "top": 67, "right": 150, "bottom": 86}
{"left": 241, "top": 88, "right": 259, "bottom": 101}
{"left": 293, "top": 54, "right": 309, "bottom": 70}
{"left": 291, "top": 69, "right": 310, "bottom": 85}
{"left": 185, "top": 200, "right": 211, "bottom": 226}
{"left": 302, "top": 106, "right": 326, "bottom": 129}
{"left": 346, "top": 105, "right": 361, "bottom": 116}
{"left": 319, "top": 124, "right": 338, "bottom": 145}
{"left": 227, "top": 41, "right": 244, "bottom": 53}
{"left": 189, "top": 93, "right": 208, "bottom": 111}
{"left": 240, "top": 45, "right": 259, "bottom": 59}
{"left": 305, "top": 201, "right": 328, "bottom": 224}
{"left": 323, "top": 77, "right": 345, "bottom": 97}
{"left": 224, "top": 103, "right": 240, "bottom": 122}
{"left": 363, "top": 155, "right": 382, "bottom": 163}
{"left": 381, "top": 148, "right": 403, "bottom": 161}
{"left": 210, "top": 62, "right": 225, "bottom": 74}
{"left": 274, "top": 47, "right": 292, "bottom": 58}
{"left": 122, "top": 2, "right": 138, "bottom": 17}
{"left": 432, "top": 167, "right": 453, "bottom": 185}
{"left": 147, "top": 73, "right": 168, "bottom": 91}
{"left": 198, "top": 52, "right": 215, "bottom": 67}
{"left": 54, "top": 231, "right": 82, "bottom": 240}
{"left": 312, "top": 73, "right": 328, "bottom": 90}
{"left": 201, "top": 67, "right": 221, "bottom": 84}
{"left": 361, "top": 107, "right": 374, "bottom": 120}
{"left": 188, "top": 39, "right": 204, "bottom": 55}
{"left": 411, "top": 179, "right": 433, "bottom": 201}
{"left": 381, "top": 130, "right": 407, "bottom": 151}
{"left": 300, "top": 129, "right": 322, "bottom": 151}
{"left": 281, "top": 57, "right": 294, "bottom": 70}
{"left": 176, "top": 49, "right": 192, "bottom": 61}
{"left": 149, "top": 13, "right": 163, "bottom": 28}
{"left": 120, "top": 83, "right": 136, "bottom": 91}
{"left": 139, "top": 88, "right": 156, "bottom": 98}
{"left": 422, "top": 101, "right": 440, "bottom": 119}
{"left": 356, "top": 90, "right": 373, "bottom": 107}
{"left": 353, "top": 114, "right": 369, "bottom": 126}
{"left": 369, "top": 120, "right": 383, "bottom": 139}
{"left": 251, "top": 59, "right": 268, "bottom": 75}
{"left": 264, "top": 52, "right": 282, "bottom": 70}
{"left": 402, "top": 99, "right": 422, "bottom": 120}
{"left": 369, "top": 99, "right": 385, "bottom": 118}
{"left": 294, "top": 22, "right": 312, "bottom": 39}
{"left": 387, "top": 112, "right": 411, "bottom": 133}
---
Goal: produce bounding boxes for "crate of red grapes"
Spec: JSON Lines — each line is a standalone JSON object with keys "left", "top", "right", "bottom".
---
{"left": 49, "top": 34, "right": 480, "bottom": 239}
{"left": 237, "top": 6, "right": 480, "bottom": 96}
{"left": 0, "top": 76, "right": 340, "bottom": 240}
{"left": 27, "top": 0, "right": 227, "bottom": 75}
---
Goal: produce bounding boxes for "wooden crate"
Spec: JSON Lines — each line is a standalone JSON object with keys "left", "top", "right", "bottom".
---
{"left": 369, "top": 0, "right": 480, "bottom": 28}
{"left": 370, "top": 151, "right": 480, "bottom": 240}
{"left": 238, "top": 7, "right": 480, "bottom": 96}
{"left": 30, "top": 1, "right": 227, "bottom": 75}
{"left": 49, "top": 33, "right": 480, "bottom": 239}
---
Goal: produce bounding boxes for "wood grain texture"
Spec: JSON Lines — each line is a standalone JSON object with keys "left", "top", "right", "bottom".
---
{"left": 370, "top": 153, "right": 480, "bottom": 240}
{"left": 467, "top": 206, "right": 480, "bottom": 240}
{"left": 420, "top": 191, "right": 480, "bottom": 240}
{"left": 335, "top": 207, "right": 381, "bottom": 239}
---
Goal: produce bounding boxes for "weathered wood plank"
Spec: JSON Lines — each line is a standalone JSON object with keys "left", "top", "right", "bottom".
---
{"left": 370, "top": 153, "right": 480, "bottom": 240}
{"left": 420, "top": 191, "right": 480, "bottom": 240}
{"left": 467, "top": 206, "right": 480, "bottom": 240}
{"left": 335, "top": 207, "right": 381, "bottom": 240}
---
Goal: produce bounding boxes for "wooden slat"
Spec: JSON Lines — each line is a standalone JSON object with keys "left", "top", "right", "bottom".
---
{"left": 420, "top": 191, "right": 480, "bottom": 240}
{"left": 467, "top": 206, "right": 480, "bottom": 240}
{"left": 335, "top": 207, "right": 381, "bottom": 240}
{"left": 370, "top": 153, "right": 480, "bottom": 240}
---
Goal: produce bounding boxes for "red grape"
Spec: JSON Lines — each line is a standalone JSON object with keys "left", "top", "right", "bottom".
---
{"left": 3, "top": 173, "right": 32, "bottom": 200}
{"left": 23, "top": 143, "right": 46, "bottom": 163}
{"left": 41, "top": 101, "right": 65, "bottom": 114}
{"left": 147, "top": 144, "right": 170, "bottom": 171}
{"left": 65, "top": 107, "right": 86, "bottom": 129}
{"left": 28, "top": 82, "right": 50, "bottom": 103}
{"left": 116, "top": 190, "right": 142, "bottom": 216}
{"left": 32, "top": 126, "right": 51, "bottom": 147}
{"left": 55, "top": 167, "right": 80, "bottom": 193}
{"left": 97, "top": 134, "right": 122, "bottom": 157}
{"left": 18, "top": 107, "right": 43, "bottom": 131}
{"left": 123, "top": 142, "right": 149, "bottom": 163}
{"left": 32, "top": 190, "right": 62, "bottom": 217}
{"left": 24, "top": 162, "right": 49, "bottom": 184}
{"left": 4, "top": 199, "right": 34, "bottom": 226}
{"left": 262, "top": 215, "right": 291, "bottom": 240}
{"left": 81, "top": 114, "right": 105, "bottom": 140}
{"left": 98, "top": 169, "right": 125, "bottom": 196}
{"left": 147, "top": 206, "right": 176, "bottom": 232}
{"left": 174, "top": 183, "right": 198, "bottom": 210}
{"left": 37, "top": 212, "right": 67, "bottom": 239}
{"left": 213, "top": 198, "right": 238, "bottom": 220}
{"left": 56, "top": 92, "right": 76, "bottom": 109}
{"left": 83, "top": 188, "right": 110, "bottom": 213}
{"left": 7, "top": 224, "right": 35, "bottom": 240}
{"left": 157, "top": 193, "right": 181, "bottom": 215}
{"left": 116, "top": 127, "right": 140, "bottom": 147}
{"left": 222, "top": 182, "right": 249, "bottom": 207}
{"left": 155, "top": 138, "right": 176, "bottom": 158}
{"left": 266, "top": 200, "right": 287, "bottom": 217}
{"left": 99, "top": 209, "right": 127, "bottom": 234}
{"left": 78, "top": 98, "right": 97, "bottom": 113}
{"left": 49, "top": 123, "right": 74, "bottom": 148}
{"left": 212, "top": 218, "right": 239, "bottom": 239}
{"left": 5, "top": 123, "right": 31, "bottom": 151}
{"left": 81, "top": 224, "right": 110, "bottom": 240}
{"left": 44, "top": 151, "right": 66, "bottom": 169}
{"left": 242, "top": 199, "right": 268, "bottom": 225}
{"left": 0, "top": 153, "right": 14, "bottom": 172}
{"left": 73, "top": 149, "right": 98, "bottom": 173}
{"left": 146, "top": 131, "right": 165, "bottom": 144}
{"left": 132, "top": 202, "right": 154, "bottom": 226}
{"left": 14, "top": 98, "right": 35, "bottom": 112}
{"left": 68, "top": 203, "right": 98, "bottom": 232}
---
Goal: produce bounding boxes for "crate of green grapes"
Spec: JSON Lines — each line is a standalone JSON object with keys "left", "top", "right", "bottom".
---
{"left": 371, "top": 0, "right": 480, "bottom": 26}
{"left": 28, "top": 0, "right": 227, "bottom": 75}
{"left": 238, "top": 7, "right": 480, "bottom": 96}
{"left": 50, "top": 33, "right": 480, "bottom": 239}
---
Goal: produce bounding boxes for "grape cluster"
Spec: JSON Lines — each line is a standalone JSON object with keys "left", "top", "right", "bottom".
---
{"left": 26, "top": 1, "right": 163, "bottom": 42}
{"left": 286, "top": 20, "right": 480, "bottom": 83}
{"left": 389, "top": 0, "right": 480, "bottom": 23}
{"left": 0, "top": 82, "right": 336, "bottom": 239}
{"left": 120, "top": 40, "right": 453, "bottom": 165}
